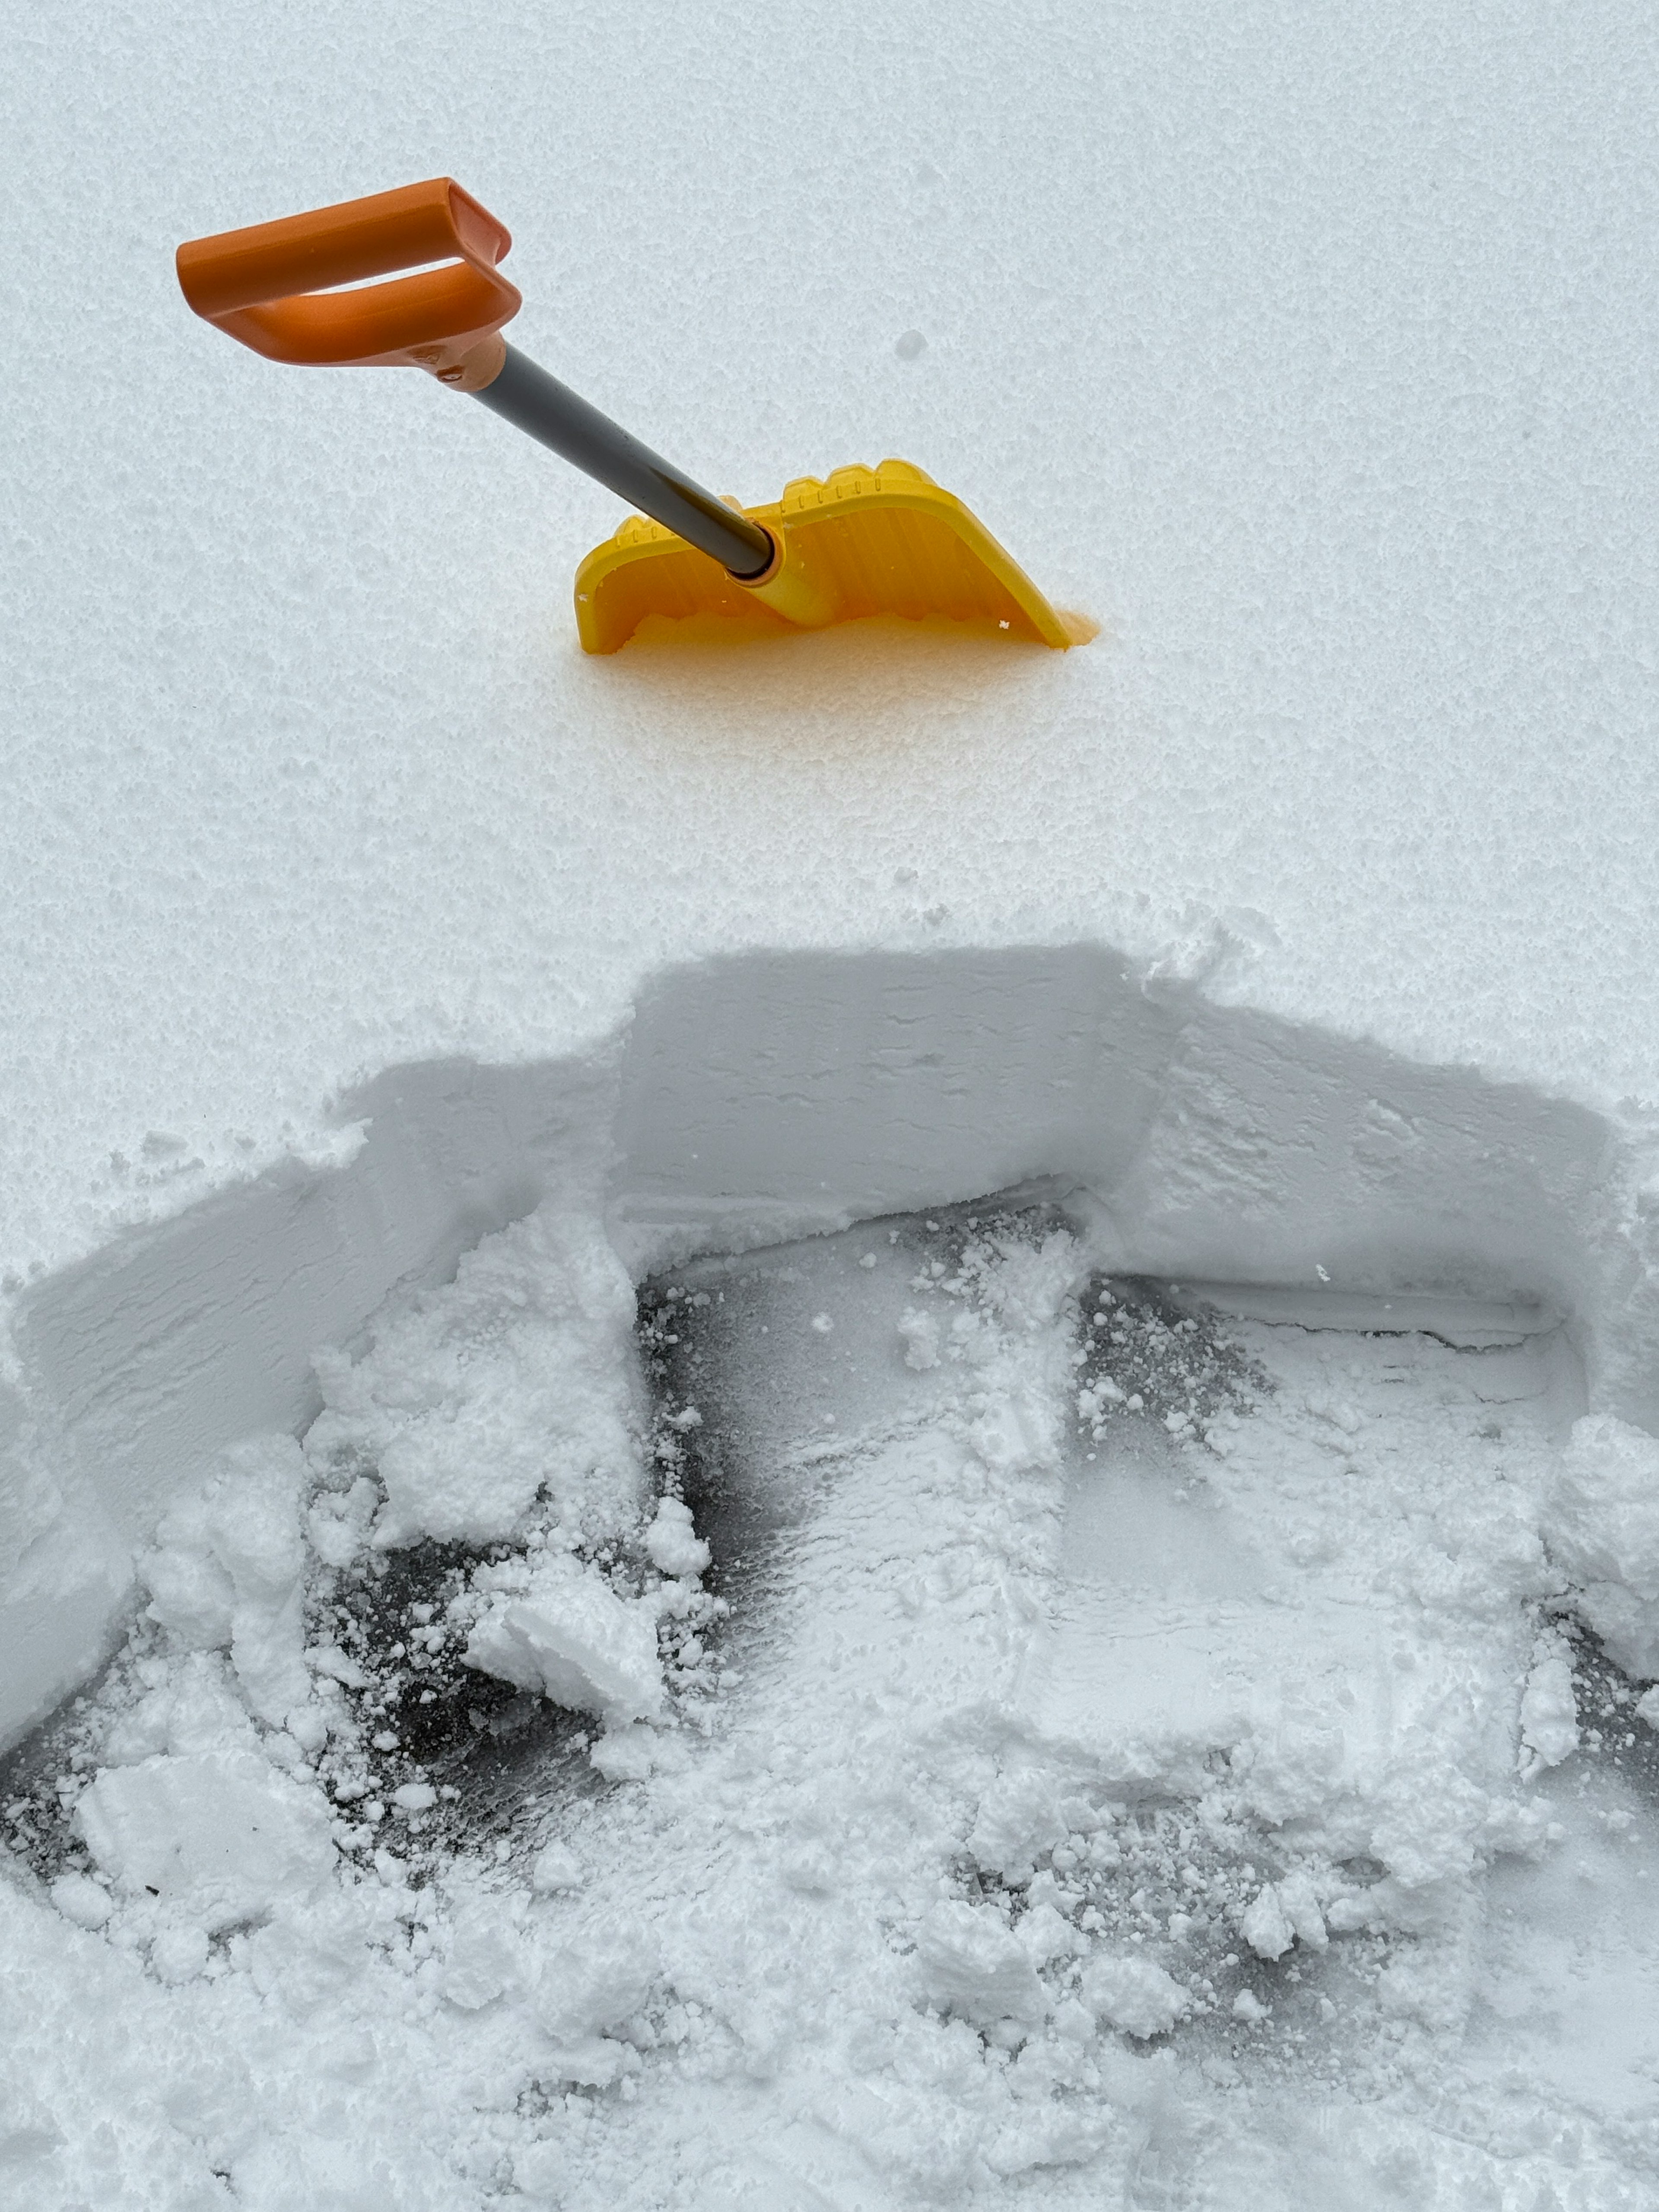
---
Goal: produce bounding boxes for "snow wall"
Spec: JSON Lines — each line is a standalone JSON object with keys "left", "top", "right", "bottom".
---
{"left": 2, "top": 942, "right": 1649, "bottom": 1754}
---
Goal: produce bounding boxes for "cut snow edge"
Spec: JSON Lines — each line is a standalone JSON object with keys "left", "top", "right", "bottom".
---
{"left": 2, "top": 940, "right": 1653, "bottom": 1751}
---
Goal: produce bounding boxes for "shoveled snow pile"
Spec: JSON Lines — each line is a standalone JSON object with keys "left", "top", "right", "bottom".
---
{"left": 5, "top": 1204, "right": 1659, "bottom": 2205}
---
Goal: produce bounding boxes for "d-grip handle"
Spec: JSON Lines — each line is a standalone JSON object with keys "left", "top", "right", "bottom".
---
{"left": 177, "top": 177, "right": 779, "bottom": 580}
{"left": 175, "top": 177, "right": 521, "bottom": 390}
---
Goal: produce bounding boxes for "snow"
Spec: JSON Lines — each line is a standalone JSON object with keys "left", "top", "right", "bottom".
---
{"left": 915, "top": 1900, "right": 1049, "bottom": 2027}
{"left": 75, "top": 1748, "right": 334, "bottom": 1933}
{"left": 143, "top": 1437, "right": 312, "bottom": 1725}
{"left": 1079, "top": 1956, "right": 1193, "bottom": 2040}
{"left": 1543, "top": 1415, "right": 1659, "bottom": 1677}
{"left": 7, "top": 0, "right": 1659, "bottom": 2202}
{"left": 461, "top": 1550, "right": 666, "bottom": 1725}
{"left": 6, "top": 1206, "right": 1659, "bottom": 2202}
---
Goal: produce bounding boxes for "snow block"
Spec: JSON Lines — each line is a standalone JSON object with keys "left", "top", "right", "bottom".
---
{"left": 1079, "top": 1954, "right": 1192, "bottom": 2039}
{"left": 463, "top": 1555, "right": 663, "bottom": 1724}
{"left": 75, "top": 1750, "right": 334, "bottom": 1931}
{"left": 914, "top": 1900, "right": 1046, "bottom": 2026}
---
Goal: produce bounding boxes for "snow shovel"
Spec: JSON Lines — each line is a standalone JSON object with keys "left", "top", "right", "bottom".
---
{"left": 176, "top": 178, "right": 1093, "bottom": 656}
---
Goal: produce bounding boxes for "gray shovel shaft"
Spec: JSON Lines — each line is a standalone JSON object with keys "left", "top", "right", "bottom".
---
{"left": 472, "top": 343, "right": 774, "bottom": 580}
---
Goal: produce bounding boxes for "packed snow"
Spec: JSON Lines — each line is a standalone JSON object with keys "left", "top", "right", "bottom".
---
{"left": 8, "top": 0, "right": 1659, "bottom": 2204}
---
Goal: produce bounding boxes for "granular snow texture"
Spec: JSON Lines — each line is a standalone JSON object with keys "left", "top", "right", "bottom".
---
{"left": 8, "top": 3, "right": 1659, "bottom": 2203}
{"left": 5, "top": 0, "right": 1659, "bottom": 1280}
{"left": 6, "top": 1205, "right": 1659, "bottom": 2206}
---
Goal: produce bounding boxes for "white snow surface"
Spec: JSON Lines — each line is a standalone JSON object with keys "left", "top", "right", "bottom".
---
{"left": 7, "top": 1211, "right": 1659, "bottom": 2208}
{"left": 6, "top": 0, "right": 1659, "bottom": 1279}
{"left": 8, "top": 2, "right": 1659, "bottom": 2203}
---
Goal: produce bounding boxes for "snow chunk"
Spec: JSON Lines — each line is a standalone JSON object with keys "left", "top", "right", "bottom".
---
{"left": 150, "top": 1923, "right": 210, "bottom": 1984}
{"left": 141, "top": 1436, "right": 311, "bottom": 1724}
{"left": 75, "top": 1749, "right": 334, "bottom": 1931}
{"left": 914, "top": 1900, "right": 1046, "bottom": 2026}
{"left": 1239, "top": 1883, "right": 1294, "bottom": 1961}
{"left": 1016, "top": 1902, "right": 1083, "bottom": 1965}
{"left": 102, "top": 1652, "right": 257, "bottom": 1766}
{"left": 898, "top": 1308, "right": 940, "bottom": 1371}
{"left": 49, "top": 1873, "right": 112, "bottom": 1930}
{"left": 305, "top": 1475, "right": 378, "bottom": 1569}
{"left": 305, "top": 1202, "right": 646, "bottom": 1549}
{"left": 967, "top": 1772, "right": 1067, "bottom": 1884}
{"left": 589, "top": 1724, "right": 658, "bottom": 1782}
{"left": 463, "top": 1552, "right": 663, "bottom": 1724}
{"left": 1237, "top": 1871, "right": 1328, "bottom": 1960}
{"left": 1519, "top": 1636, "right": 1579, "bottom": 1775}
{"left": 442, "top": 1906, "right": 523, "bottom": 2011}
{"left": 1079, "top": 1954, "right": 1192, "bottom": 2039}
{"left": 1544, "top": 1415, "right": 1659, "bottom": 1677}
{"left": 530, "top": 1841, "right": 584, "bottom": 1894}
{"left": 1277, "top": 1868, "right": 1328, "bottom": 1951}
{"left": 643, "top": 1496, "right": 710, "bottom": 1580}
{"left": 534, "top": 1922, "right": 657, "bottom": 2049}
{"left": 305, "top": 1642, "right": 368, "bottom": 1691}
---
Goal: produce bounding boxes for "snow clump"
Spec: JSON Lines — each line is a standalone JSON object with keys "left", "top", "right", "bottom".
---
{"left": 461, "top": 1549, "right": 665, "bottom": 1724}
{"left": 643, "top": 1495, "right": 711, "bottom": 1579}
{"left": 305, "top": 1203, "right": 646, "bottom": 1550}
{"left": 1078, "top": 1954, "right": 1192, "bottom": 2039}
{"left": 914, "top": 1900, "right": 1046, "bottom": 2027}
{"left": 1518, "top": 1633, "right": 1580, "bottom": 1774}
{"left": 141, "top": 1435, "right": 312, "bottom": 1727}
{"left": 1239, "top": 1871, "right": 1326, "bottom": 1961}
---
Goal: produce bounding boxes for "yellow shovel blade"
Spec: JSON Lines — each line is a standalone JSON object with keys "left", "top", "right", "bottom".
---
{"left": 572, "top": 458, "right": 1093, "bottom": 655}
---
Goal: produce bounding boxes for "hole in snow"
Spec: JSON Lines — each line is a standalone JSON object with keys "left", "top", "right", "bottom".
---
{"left": 6, "top": 942, "right": 1659, "bottom": 2194}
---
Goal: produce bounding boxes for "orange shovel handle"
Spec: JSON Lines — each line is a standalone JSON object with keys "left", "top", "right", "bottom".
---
{"left": 175, "top": 177, "right": 521, "bottom": 388}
